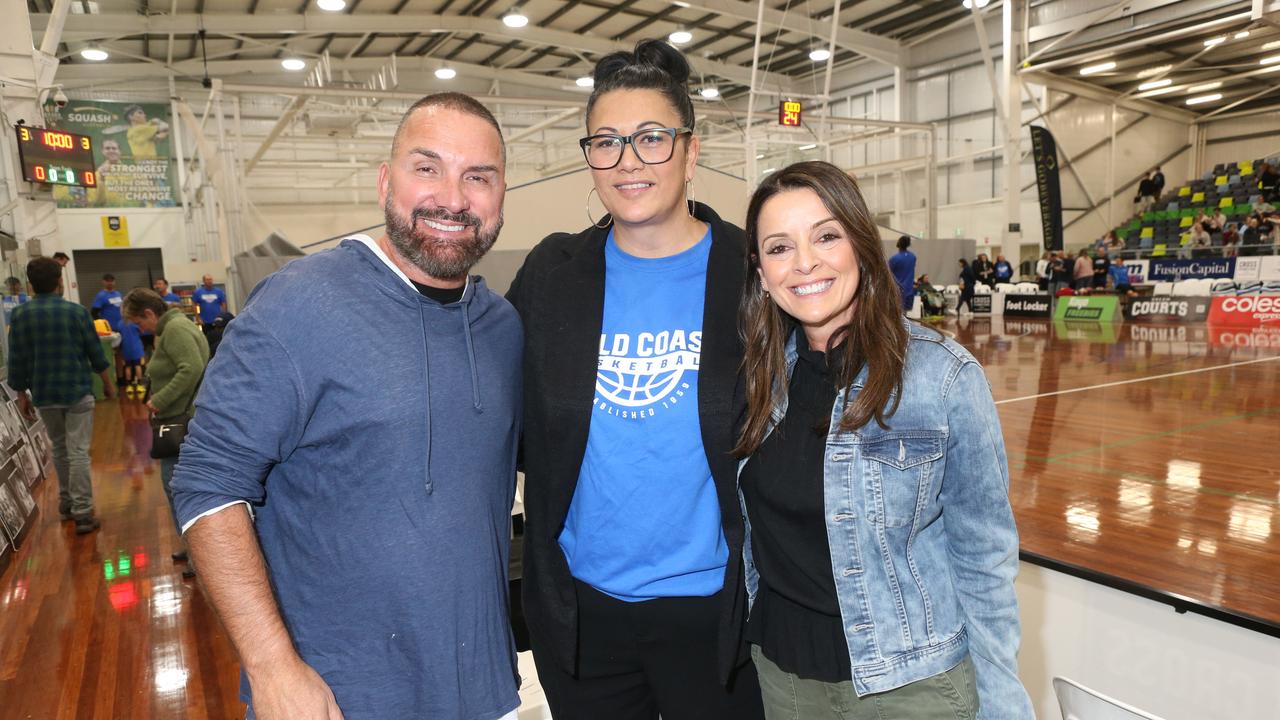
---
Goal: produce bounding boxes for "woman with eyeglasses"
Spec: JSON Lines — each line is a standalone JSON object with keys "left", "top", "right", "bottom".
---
{"left": 507, "top": 39, "right": 765, "bottom": 720}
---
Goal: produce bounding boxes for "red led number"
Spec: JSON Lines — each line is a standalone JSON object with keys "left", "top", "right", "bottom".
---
{"left": 83, "top": 170, "right": 96, "bottom": 187}
{"left": 42, "top": 131, "right": 73, "bottom": 150}
{"left": 34, "top": 166, "right": 46, "bottom": 181}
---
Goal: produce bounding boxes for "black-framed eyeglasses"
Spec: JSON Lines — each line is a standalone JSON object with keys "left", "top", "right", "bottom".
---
{"left": 579, "top": 127, "right": 693, "bottom": 170}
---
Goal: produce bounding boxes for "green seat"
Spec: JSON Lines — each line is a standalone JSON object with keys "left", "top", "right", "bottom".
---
{"left": 1179, "top": 208, "right": 1196, "bottom": 218}
{"left": 1142, "top": 211, "right": 1157, "bottom": 222}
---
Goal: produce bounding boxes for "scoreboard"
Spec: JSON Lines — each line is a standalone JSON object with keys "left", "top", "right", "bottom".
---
{"left": 13, "top": 125, "right": 97, "bottom": 188}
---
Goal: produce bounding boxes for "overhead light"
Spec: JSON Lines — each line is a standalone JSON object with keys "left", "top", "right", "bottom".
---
{"left": 672, "top": 1, "right": 691, "bottom": 7}
{"left": 668, "top": 30, "right": 692, "bottom": 44}
{"left": 1234, "top": 30, "right": 1250, "bottom": 39}
{"left": 316, "top": 0, "right": 345, "bottom": 11}
{"left": 1263, "top": 41, "right": 1280, "bottom": 51}
{"left": 962, "top": 0, "right": 992, "bottom": 8}
{"left": 1203, "top": 36, "right": 1226, "bottom": 47}
{"left": 79, "top": 45, "right": 108, "bottom": 61}
{"left": 1187, "top": 81, "right": 1222, "bottom": 93}
{"left": 798, "top": 143, "right": 817, "bottom": 151}
{"left": 1144, "top": 86, "right": 1179, "bottom": 97}
{"left": 502, "top": 9, "right": 529, "bottom": 28}
{"left": 1186, "top": 93, "right": 1222, "bottom": 105}
{"left": 1261, "top": 55, "right": 1280, "bottom": 66}
{"left": 1136, "top": 64, "right": 1172, "bottom": 78}
{"left": 755, "top": 154, "right": 765, "bottom": 159}
{"left": 1079, "top": 61, "right": 1116, "bottom": 75}
{"left": 1137, "top": 79, "right": 1172, "bottom": 91}
{"left": 809, "top": 48, "right": 832, "bottom": 62}
{"left": 699, "top": 86, "right": 719, "bottom": 99}
{"left": 576, "top": 76, "right": 594, "bottom": 88}
{"left": 762, "top": 168, "right": 776, "bottom": 174}
{"left": 435, "top": 67, "right": 457, "bottom": 80}
{"left": 281, "top": 57, "right": 307, "bottom": 71}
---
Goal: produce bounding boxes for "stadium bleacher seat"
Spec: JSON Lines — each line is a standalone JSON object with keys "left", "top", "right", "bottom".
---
{"left": 1178, "top": 186, "right": 1190, "bottom": 197}
{"left": 1211, "top": 280, "right": 1237, "bottom": 295}
{"left": 1215, "top": 175, "right": 1228, "bottom": 186}
{"left": 1152, "top": 282, "right": 1174, "bottom": 296}
{"left": 1152, "top": 244, "right": 1167, "bottom": 257}
{"left": 1192, "top": 191, "right": 1205, "bottom": 203}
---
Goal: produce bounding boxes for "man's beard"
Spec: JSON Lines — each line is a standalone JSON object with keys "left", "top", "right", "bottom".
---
{"left": 384, "top": 196, "right": 503, "bottom": 281}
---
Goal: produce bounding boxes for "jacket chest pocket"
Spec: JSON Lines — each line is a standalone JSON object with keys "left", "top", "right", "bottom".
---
{"left": 860, "top": 432, "right": 944, "bottom": 527}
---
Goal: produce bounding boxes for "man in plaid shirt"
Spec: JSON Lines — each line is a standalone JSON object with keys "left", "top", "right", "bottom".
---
{"left": 8, "top": 257, "right": 115, "bottom": 534}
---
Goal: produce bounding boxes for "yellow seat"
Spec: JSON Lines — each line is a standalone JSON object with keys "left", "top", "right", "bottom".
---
{"left": 1219, "top": 197, "right": 1233, "bottom": 208}
{"left": 1180, "top": 233, "right": 1191, "bottom": 246}
{"left": 1178, "top": 186, "right": 1191, "bottom": 197}
{"left": 1180, "top": 216, "right": 1193, "bottom": 228}
{"left": 1215, "top": 175, "right": 1228, "bottom": 185}
{"left": 1241, "top": 162, "right": 1254, "bottom": 175}
{"left": 1192, "top": 191, "right": 1205, "bottom": 203}
{"left": 1140, "top": 226, "right": 1154, "bottom": 238}
{"left": 1152, "top": 243, "right": 1167, "bottom": 257}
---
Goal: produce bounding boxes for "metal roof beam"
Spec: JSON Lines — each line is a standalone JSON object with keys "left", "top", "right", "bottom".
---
{"left": 31, "top": 12, "right": 792, "bottom": 89}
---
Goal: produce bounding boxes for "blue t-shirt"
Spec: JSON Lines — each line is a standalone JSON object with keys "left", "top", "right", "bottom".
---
{"left": 120, "top": 320, "right": 144, "bottom": 362}
{"left": 161, "top": 292, "right": 181, "bottom": 304}
{"left": 888, "top": 250, "right": 916, "bottom": 304}
{"left": 194, "top": 286, "right": 226, "bottom": 323}
{"left": 560, "top": 227, "right": 727, "bottom": 601}
{"left": 92, "top": 289, "right": 123, "bottom": 331}
{"left": 1109, "top": 263, "right": 1131, "bottom": 286}
{"left": 2, "top": 294, "right": 28, "bottom": 325}
{"left": 994, "top": 260, "right": 1013, "bottom": 282}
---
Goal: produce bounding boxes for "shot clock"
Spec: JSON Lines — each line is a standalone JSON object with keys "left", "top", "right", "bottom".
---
{"left": 13, "top": 125, "right": 98, "bottom": 187}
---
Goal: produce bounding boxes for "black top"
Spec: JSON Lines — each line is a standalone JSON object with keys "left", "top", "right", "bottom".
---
{"left": 740, "top": 332, "right": 851, "bottom": 682}
{"left": 505, "top": 202, "right": 752, "bottom": 685}
{"left": 411, "top": 280, "right": 466, "bottom": 304}
{"left": 1092, "top": 256, "right": 1110, "bottom": 278}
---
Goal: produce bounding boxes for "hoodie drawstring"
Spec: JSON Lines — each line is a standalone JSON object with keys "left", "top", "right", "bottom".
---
{"left": 419, "top": 301, "right": 434, "bottom": 494}
{"left": 461, "top": 301, "right": 482, "bottom": 412}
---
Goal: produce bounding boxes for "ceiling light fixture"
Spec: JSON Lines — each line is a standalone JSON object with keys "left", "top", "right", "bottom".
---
{"left": 1186, "top": 93, "right": 1222, "bottom": 105}
{"left": 962, "top": 0, "right": 992, "bottom": 8}
{"left": 79, "top": 44, "right": 108, "bottom": 61}
{"left": 809, "top": 48, "right": 832, "bottom": 62}
{"left": 798, "top": 143, "right": 817, "bottom": 151}
{"left": 576, "top": 76, "right": 594, "bottom": 88}
{"left": 502, "top": 8, "right": 529, "bottom": 28}
{"left": 756, "top": 154, "right": 765, "bottom": 159}
{"left": 1079, "top": 61, "right": 1116, "bottom": 75}
{"left": 669, "top": 30, "right": 692, "bottom": 44}
{"left": 1137, "top": 78, "right": 1172, "bottom": 91}
{"left": 1187, "top": 81, "right": 1223, "bottom": 93}
{"left": 1261, "top": 55, "right": 1280, "bottom": 65}
{"left": 435, "top": 67, "right": 457, "bottom": 80}
{"left": 1234, "top": 30, "right": 1250, "bottom": 39}
{"left": 1203, "top": 36, "right": 1227, "bottom": 47}
{"left": 699, "top": 86, "right": 719, "bottom": 99}
{"left": 1143, "top": 86, "right": 1179, "bottom": 97}
{"left": 316, "top": 0, "right": 345, "bottom": 11}
{"left": 1136, "top": 64, "right": 1172, "bottom": 78}
{"left": 281, "top": 57, "right": 306, "bottom": 71}
{"left": 762, "top": 168, "right": 776, "bottom": 174}
{"left": 1263, "top": 41, "right": 1280, "bottom": 51}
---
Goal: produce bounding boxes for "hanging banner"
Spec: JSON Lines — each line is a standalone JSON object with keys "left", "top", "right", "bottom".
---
{"left": 44, "top": 101, "right": 177, "bottom": 209}
{"left": 1030, "top": 126, "right": 1063, "bottom": 252}
{"left": 100, "top": 216, "right": 130, "bottom": 247}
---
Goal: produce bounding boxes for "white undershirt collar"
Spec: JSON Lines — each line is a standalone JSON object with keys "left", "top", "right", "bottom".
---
{"left": 348, "top": 234, "right": 470, "bottom": 296}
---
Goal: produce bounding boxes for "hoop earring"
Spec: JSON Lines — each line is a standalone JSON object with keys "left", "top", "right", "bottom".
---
{"left": 586, "top": 187, "right": 611, "bottom": 229}
{"left": 686, "top": 181, "right": 696, "bottom": 218}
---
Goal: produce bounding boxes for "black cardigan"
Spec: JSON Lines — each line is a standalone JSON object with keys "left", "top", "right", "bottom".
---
{"left": 506, "top": 202, "right": 750, "bottom": 684}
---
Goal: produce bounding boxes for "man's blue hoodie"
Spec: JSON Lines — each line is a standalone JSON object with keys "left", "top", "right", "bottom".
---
{"left": 171, "top": 236, "right": 522, "bottom": 720}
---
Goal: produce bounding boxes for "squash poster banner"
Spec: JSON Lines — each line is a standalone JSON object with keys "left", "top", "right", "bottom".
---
{"left": 44, "top": 101, "right": 177, "bottom": 209}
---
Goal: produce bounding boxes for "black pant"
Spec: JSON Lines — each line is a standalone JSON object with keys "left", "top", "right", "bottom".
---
{"left": 533, "top": 580, "right": 765, "bottom": 720}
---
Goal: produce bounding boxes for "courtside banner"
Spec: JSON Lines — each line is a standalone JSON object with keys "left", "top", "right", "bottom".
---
{"left": 1233, "top": 256, "right": 1280, "bottom": 283}
{"left": 1053, "top": 295, "right": 1121, "bottom": 322}
{"left": 1209, "top": 325, "right": 1280, "bottom": 349}
{"left": 971, "top": 294, "right": 993, "bottom": 314}
{"left": 1123, "top": 259, "right": 1149, "bottom": 284}
{"left": 1002, "top": 294, "right": 1052, "bottom": 317}
{"left": 1030, "top": 126, "right": 1063, "bottom": 252}
{"left": 1148, "top": 258, "right": 1235, "bottom": 281}
{"left": 1125, "top": 296, "right": 1211, "bottom": 322}
{"left": 1207, "top": 295, "right": 1280, "bottom": 327}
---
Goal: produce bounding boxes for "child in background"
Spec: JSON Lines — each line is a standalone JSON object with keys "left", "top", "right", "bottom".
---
{"left": 120, "top": 319, "right": 145, "bottom": 396}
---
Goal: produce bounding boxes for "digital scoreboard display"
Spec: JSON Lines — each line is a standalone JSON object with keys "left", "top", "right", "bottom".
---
{"left": 14, "top": 125, "right": 97, "bottom": 187}
{"left": 779, "top": 100, "right": 802, "bottom": 127}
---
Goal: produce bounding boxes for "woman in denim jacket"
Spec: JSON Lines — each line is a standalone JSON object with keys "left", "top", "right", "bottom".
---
{"left": 734, "top": 161, "right": 1033, "bottom": 719}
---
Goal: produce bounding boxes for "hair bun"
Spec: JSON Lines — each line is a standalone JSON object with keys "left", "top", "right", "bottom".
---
{"left": 593, "top": 39, "right": 691, "bottom": 86}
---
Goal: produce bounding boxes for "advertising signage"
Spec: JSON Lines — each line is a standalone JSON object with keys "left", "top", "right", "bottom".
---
{"left": 1053, "top": 295, "right": 1121, "bottom": 322}
{"left": 1207, "top": 295, "right": 1280, "bottom": 327}
{"left": 971, "top": 294, "right": 993, "bottom": 314}
{"left": 1148, "top": 258, "right": 1235, "bottom": 281}
{"left": 1002, "top": 294, "right": 1052, "bottom": 317}
{"left": 1125, "top": 296, "right": 1211, "bottom": 323}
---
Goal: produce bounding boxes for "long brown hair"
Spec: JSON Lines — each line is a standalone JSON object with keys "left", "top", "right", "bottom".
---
{"left": 734, "top": 161, "right": 908, "bottom": 457}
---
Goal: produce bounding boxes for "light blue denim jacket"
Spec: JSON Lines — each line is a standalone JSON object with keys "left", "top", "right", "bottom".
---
{"left": 739, "top": 321, "right": 1033, "bottom": 719}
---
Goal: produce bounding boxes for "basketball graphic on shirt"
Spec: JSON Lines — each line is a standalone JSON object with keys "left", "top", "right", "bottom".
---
{"left": 594, "top": 330, "right": 702, "bottom": 416}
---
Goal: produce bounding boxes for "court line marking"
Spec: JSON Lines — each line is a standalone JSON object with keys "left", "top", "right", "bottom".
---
{"left": 994, "top": 355, "right": 1280, "bottom": 405}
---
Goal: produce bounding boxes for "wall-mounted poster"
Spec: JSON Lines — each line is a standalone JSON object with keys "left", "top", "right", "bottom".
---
{"left": 44, "top": 100, "right": 177, "bottom": 209}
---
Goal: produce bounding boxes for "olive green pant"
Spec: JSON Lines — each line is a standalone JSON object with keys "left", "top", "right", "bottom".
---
{"left": 751, "top": 645, "right": 979, "bottom": 720}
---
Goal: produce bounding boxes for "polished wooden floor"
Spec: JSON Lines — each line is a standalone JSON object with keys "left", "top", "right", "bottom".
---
{"left": 0, "top": 398, "right": 244, "bottom": 719}
{"left": 938, "top": 316, "right": 1280, "bottom": 631}
{"left": 2, "top": 317, "right": 1278, "bottom": 716}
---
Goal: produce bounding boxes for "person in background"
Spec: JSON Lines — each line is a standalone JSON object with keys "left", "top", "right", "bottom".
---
{"left": 204, "top": 310, "right": 235, "bottom": 358}
{"left": 119, "top": 319, "right": 145, "bottom": 396}
{"left": 193, "top": 275, "right": 226, "bottom": 334}
{"left": 887, "top": 235, "right": 917, "bottom": 312}
{"left": 7, "top": 257, "right": 115, "bottom": 535}
{"left": 1049, "top": 251, "right": 1071, "bottom": 296}
{"left": 1091, "top": 246, "right": 1111, "bottom": 290}
{"left": 507, "top": 39, "right": 765, "bottom": 720}
{"left": 956, "top": 257, "right": 975, "bottom": 315}
{"left": 1073, "top": 248, "right": 1093, "bottom": 291}
{"left": 1135, "top": 171, "right": 1156, "bottom": 214}
{"left": 153, "top": 277, "right": 181, "bottom": 304}
{"left": 737, "top": 161, "right": 1032, "bottom": 719}
{"left": 993, "top": 254, "right": 1013, "bottom": 284}
{"left": 1151, "top": 166, "right": 1166, "bottom": 199}
{"left": 1109, "top": 261, "right": 1135, "bottom": 297}
{"left": 52, "top": 252, "right": 70, "bottom": 267}
{"left": 123, "top": 288, "right": 209, "bottom": 579}
{"left": 171, "top": 92, "right": 523, "bottom": 720}
{"left": 1104, "top": 230, "right": 1125, "bottom": 258}
{"left": 1239, "top": 215, "right": 1263, "bottom": 257}
{"left": 1035, "top": 252, "right": 1050, "bottom": 291}
{"left": 971, "top": 252, "right": 994, "bottom": 288}
{"left": 1189, "top": 220, "right": 1211, "bottom": 258}
{"left": 91, "top": 273, "right": 124, "bottom": 331}
{"left": 3, "top": 276, "right": 29, "bottom": 326}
